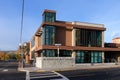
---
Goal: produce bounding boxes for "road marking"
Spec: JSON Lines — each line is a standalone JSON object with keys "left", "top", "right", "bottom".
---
{"left": 3, "top": 69, "right": 8, "bottom": 72}
{"left": 53, "top": 71, "right": 69, "bottom": 80}
{"left": 28, "top": 71, "right": 69, "bottom": 80}
{"left": 26, "top": 71, "right": 30, "bottom": 80}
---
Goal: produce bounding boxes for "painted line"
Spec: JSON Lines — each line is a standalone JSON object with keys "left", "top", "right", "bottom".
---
{"left": 30, "top": 75, "right": 60, "bottom": 79}
{"left": 53, "top": 71, "right": 69, "bottom": 80}
{"left": 26, "top": 71, "right": 30, "bottom": 80}
{"left": 30, "top": 73, "right": 57, "bottom": 76}
{"left": 3, "top": 69, "right": 8, "bottom": 72}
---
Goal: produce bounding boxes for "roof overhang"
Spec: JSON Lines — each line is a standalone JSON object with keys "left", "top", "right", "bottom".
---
{"left": 35, "top": 46, "right": 120, "bottom": 52}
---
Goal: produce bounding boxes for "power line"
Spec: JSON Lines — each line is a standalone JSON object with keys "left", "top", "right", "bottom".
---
{"left": 20, "top": 0, "right": 24, "bottom": 44}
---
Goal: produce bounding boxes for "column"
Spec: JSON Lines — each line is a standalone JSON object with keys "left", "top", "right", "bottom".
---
{"left": 25, "top": 54, "right": 29, "bottom": 63}
{"left": 102, "top": 31, "right": 104, "bottom": 47}
{"left": 102, "top": 52, "right": 104, "bottom": 63}
{"left": 72, "top": 29, "right": 76, "bottom": 46}
{"left": 41, "top": 52, "right": 44, "bottom": 57}
{"left": 35, "top": 52, "right": 39, "bottom": 57}
{"left": 72, "top": 51, "right": 76, "bottom": 58}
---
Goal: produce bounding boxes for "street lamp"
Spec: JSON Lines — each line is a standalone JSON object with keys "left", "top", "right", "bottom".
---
{"left": 55, "top": 44, "right": 61, "bottom": 57}
{"left": 19, "top": 43, "right": 26, "bottom": 68}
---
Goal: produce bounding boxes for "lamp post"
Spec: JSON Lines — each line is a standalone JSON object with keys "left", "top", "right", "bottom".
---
{"left": 55, "top": 44, "right": 61, "bottom": 57}
{"left": 19, "top": 43, "right": 26, "bottom": 68}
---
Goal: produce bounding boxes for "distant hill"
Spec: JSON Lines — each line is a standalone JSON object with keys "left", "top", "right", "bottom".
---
{"left": 0, "top": 50, "right": 16, "bottom": 54}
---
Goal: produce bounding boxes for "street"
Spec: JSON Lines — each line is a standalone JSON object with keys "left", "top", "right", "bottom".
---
{"left": 0, "top": 61, "right": 68, "bottom": 80}
{"left": 0, "top": 61, "right": 26, "bottom": 80}
{"left": 1, "top": 61, "right": 120, "bottom": 80}
{"left": 58, "top": 67, "right": 120, "bottom": 80}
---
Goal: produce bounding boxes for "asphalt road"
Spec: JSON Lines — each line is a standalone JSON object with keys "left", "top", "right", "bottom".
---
{"left": 1, "top": 61, "right": 120, "bottom": 80}
{"left": 58, "top": 67, "right": 120, "bottom": 80}
{"left": 0, "top": 61, "right": 26, "bottom": 80}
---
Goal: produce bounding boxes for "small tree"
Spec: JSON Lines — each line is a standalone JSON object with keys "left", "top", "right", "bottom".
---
{"left": 8, "top": 53, "right": 16, "bottom": 59}
{"left": 15, "top": 50, "right": 21, "bottom": 61}
{"left": 15, "top": 53, "right": 21, "bottom": 61}
{"left": 0, "top": 52, "right": 9, "bottom": 60}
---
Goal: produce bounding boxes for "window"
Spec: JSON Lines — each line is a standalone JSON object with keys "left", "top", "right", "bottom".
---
{"left": 31, "top": 38, "right": 35, "bottom": 47}
{"left": 76, "top": 29, "right": 102, "bottom": 47}
{"left": 31, "top": 50, "right": 35, "bottom": 59}
{"left": 91, "top": 51, "right": 102, "bottom": 63}
{"left": 76, "top": 51, "right": 102, "bottom": 63}
{"left": 42, "top": 26, "right": 55, "bottom": 45}
{"left": 60, "top": 50, "right": 71, "bottom": 57}
{"left": 43, "top": 12, "right": 56, "bottom": 22}
{"left": 45, "top": 50, "right": 55, "bottom": 57}
{"left": 76, "top": 51, "right": 84, "bottom": 63}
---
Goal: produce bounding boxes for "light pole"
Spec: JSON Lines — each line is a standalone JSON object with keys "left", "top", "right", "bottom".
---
{"left": 19, "top": 0, "right": 24, "bottom": 68}
{"left": 55, "top": 44, "right": 61, "bottom": 57}
{"left": 19, "top": 43, "right": 26, "bottom": 68}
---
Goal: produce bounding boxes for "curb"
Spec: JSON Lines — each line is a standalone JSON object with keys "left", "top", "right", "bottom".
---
{"left": 18, "top": 68, "right": 29, "bottom": 72}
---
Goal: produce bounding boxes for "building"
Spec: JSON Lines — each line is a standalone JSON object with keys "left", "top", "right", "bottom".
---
{"left": 29, "top": 9, "right": 107, "bottom": 64}
{"left": 105, "top": 37, "right": 120, "bottom": 63}
{"left": 112, "top": 37, "right": 120, "bottom": 44}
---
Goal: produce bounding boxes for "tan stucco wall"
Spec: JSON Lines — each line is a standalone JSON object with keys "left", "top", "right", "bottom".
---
{"left": 55, "top": 27, "right": 66, "bottom": 46}
{"left": 112, "top": 38, "right": 120, "bottom": 44}
{"left": 55, "top": 27, "right": 72, "bottom": 46}
{"left": 66, "top": 29, "right": 72, "bottom": 46}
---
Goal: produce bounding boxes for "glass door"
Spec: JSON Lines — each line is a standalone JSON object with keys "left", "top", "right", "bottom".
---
{"left": 84, "top": 51, "right": 91, "bottom": 63}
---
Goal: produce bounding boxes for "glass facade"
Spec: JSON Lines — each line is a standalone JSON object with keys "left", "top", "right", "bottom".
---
{"left": 44, "top": 50, "right": 55, "bottom": 57}
{"left": 42, "top": 26, "right": 55, "bottom": 45}
{"left": 60, "top": 50, "right": 72, "bottom": 57}
{"left": 76, "top": 51, "right": 102, "bottom": 63}
{"left": 31, "top": 50, "right": 35, "bottom": 59}
{"left": 43, "top": 12, "right": 56, "bottom": 22}
{"left": 76, "top": 29, "right": 102, "bottom": 47}
{"left": 43, "top": 50, "right": 71, "bottom": 57}
{"left": 40, "top": 11, "right": 103, "bottom": 63}
{"left": 91, "top": 51, "right": 102, "bottom": 63}
{"left": 31, "top": 38, "right": 35, "bottom": 47}
{"left": 76, "top": 51, "right": 84, "bottom": 63}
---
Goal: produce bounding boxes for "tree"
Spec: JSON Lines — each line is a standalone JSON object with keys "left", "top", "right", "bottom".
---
{"left": 0, "top": 52, "right": 9, "bottom": 60}
{"left": 15, "top": 50, "right": 21, "bottom": 61}
{"left": 15, "top": 53, "right": 21, "bottom": 61}
{"left": 8, "top": 53, "right": 16, "bottom": 59}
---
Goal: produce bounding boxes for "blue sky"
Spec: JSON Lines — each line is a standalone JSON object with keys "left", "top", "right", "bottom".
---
{"left": 0, "top": 0, "right": 120, "bottom": 50}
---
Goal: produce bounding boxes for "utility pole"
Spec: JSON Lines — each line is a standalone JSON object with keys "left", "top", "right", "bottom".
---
{"left": 19, "top": 0, "right": 24, "bottom": 68}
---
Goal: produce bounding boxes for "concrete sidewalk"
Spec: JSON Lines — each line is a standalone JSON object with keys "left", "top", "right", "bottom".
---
{"left": 18, "top": 63, "right": 120, "bottom": 72}
{"left": 18, "top": 67, "right": 42, "bottom": 72}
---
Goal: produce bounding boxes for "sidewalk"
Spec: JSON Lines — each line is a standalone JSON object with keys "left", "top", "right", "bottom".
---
{"left": 18, "top": 63, "right": 120, "bottom": 72}
{"left": 18, "top": 63, "right": 42, "bottom": 72}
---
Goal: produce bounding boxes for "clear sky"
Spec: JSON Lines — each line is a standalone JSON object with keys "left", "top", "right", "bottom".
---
{"left": 0, "top": 0, "right": 120, "bottom": 50}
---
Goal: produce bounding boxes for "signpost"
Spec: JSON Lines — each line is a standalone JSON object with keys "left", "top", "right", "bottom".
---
{"left": 55, "top": 44, "right": 61, "bottom": 57}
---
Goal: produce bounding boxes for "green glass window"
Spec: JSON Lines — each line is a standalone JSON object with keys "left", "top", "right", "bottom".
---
{"left": 76, "top": 51, "right": 84, "bottom": 63}
{"left": 45, "top": 50, "right": 55, "bottom": 57}
{"left": 76, "top": 29, "right": 102, "bottom": 47}
{"left": 60, "top": 50, "right": 71, "bottom": 57}
{"left": 76, "top": 29, "right": 81, "bottom": 45}
{"left": 43, "top": 12, "right": 56, "bottom": 22}
{"left": 76, "top": 51, "right": 102, "bottom": 63}
{"left": 31, "top": 50, "right": 35, "bottom": 59}
{"left": 31, "top": 38, "right": 35, "bottom": 47}
{"left": 91, "top": 51, "right": 102, "bottom": 63}
{"left": 42, "top": 26, "right": 55, "bottom": 45}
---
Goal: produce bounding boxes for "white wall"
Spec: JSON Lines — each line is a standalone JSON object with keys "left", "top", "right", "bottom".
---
{"left": 36, "top": 57, "right": 75, "bottom": 70}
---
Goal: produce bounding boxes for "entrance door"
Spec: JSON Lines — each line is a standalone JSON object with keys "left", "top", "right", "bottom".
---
{"left": 84, "top": 51, "right": 91, "bottom": 63}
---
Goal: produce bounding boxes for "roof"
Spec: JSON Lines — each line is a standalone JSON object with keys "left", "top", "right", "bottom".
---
{"left": 112, "top": 37, "right": 120, "bottom": 40}
{"left": 42, "top": 9, "right": 56, "bottom": 15}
